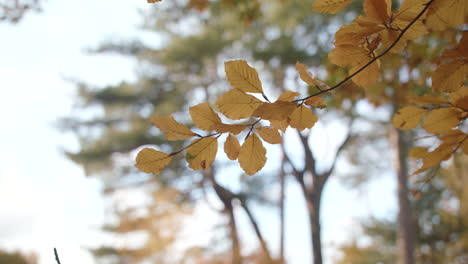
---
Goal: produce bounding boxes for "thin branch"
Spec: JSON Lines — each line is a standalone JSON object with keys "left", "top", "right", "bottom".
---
{"left": 54, "top": 248, "right": 62, "bottom": 264}
{"left": 294, "top": 0, "right": 435, "bottom": 103}
{"left": 170, "top": 132, "right": 221, "bottom": 156}
{"left": 297, "top": 131, "right": 316, "bottom": 176}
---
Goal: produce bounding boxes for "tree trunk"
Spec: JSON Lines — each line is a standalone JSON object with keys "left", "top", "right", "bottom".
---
{"left": 306, "top": 188, "right": 323, "bottom": 264}
{"left": 391, "top": 127, "right": 415, "bottom": 264}
{"left": 226, "top": 203, "right": 243, "bottom": 264}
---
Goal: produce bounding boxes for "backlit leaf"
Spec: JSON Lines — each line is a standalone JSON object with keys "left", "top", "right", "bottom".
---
{"left": 135, "top": 148, "right": 172, "bottom": 174}
{"left": 216, "top": 89, "right": 263, "bottom": 120}
{"left": 224, "top": 134, "right": 241, "bottom": 160}
{"left": 392, "top": 106, "right": 426, "bottom": 130}
{"left": 151, "top": 115, "right": 196, "bottom": 140}
{"left": 225, "top": 60, "right": 263, "bottom": 93}
{"left": 289, "top": 105, "right": 318, "bottom": 131}
{"left": 312, "top": 0, "right": 353, "bottom": 14}
{"left": 426, "top": 0, "right": 468, "bottom": 30}
{"left": 257, "top": 126, "right": 282, "bottom": 144}
{"left": 189, "top": 102, "right": 222, "bottom": 131}
{"left": 409, "top": 146, "right": 429, "bottom": 159}
{"left": 305, "top": 97, "right": 327, "bottom": 108}
{"left": 277, "top": 90, "right": 300, "bottom": 102}
{"left": 409, "top": 95, "right": 447, "bottom": 105}
{"left": 432, "top": 60, "right": 467, "bottom": 93}
{"left": 363, "top": 0, "right": 390, "bottom": 22}
{"left": 422, "top": 107, "right": 461, "bottom": 134}
{"left": 413, "top": 143, "right": 457, "bottom": 174}
{"left": 270, "top": 119, "right": 289, "bottom": 133}
{"left": 186, "top": 137, "right": 218, "bottom": 170}
{"left": 253, "top": 101, "right": 296, "bottom": 121}
{"left": 295, "top": 62, "right": 320, "bottom": 87}
{"left": 238, "top": 134, "right": 267, "bottom": 175}
{"left": 211, "top": 123, "right": 246, "bottom": 135}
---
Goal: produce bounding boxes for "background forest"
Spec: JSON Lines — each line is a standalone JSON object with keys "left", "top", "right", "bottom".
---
{"left": 0, "top": 0, "right": 466, "bottom": 264}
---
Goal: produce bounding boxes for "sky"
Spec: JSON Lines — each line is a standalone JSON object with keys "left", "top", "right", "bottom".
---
{"left": 0, "top": 1, "right": 398, "bottom": 263}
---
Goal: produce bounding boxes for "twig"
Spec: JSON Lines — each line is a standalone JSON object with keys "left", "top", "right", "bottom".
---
{"left": 54, "top": 248, "right": 62, "bottom": 264}
{"left": 294, "top": 0, "right": 435, "bottom": 103}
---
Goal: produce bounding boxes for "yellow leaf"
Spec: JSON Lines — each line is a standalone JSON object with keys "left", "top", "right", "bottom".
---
{"left": 224, "top": 134, "right": 241, "bottom": 160}
{"left": 305, "top": 97, "right": 327, "bottom": 108}
{"left": 186, "top": 137, "right": 218, "bottom": 170}
{"left": 449, "top": 86, "right": 468, "bottom": 106}
{"left": 335, "top": 22, "right": 383, "bottom": 45}
{"left": 363, "top": 0, "right": 391, "bottom": 23}
{"left": 408, "top": 146, "right": 429, "bottom": 159}
{"left": 413, "top": 143, "right": 456, "bottom": 174}
{"left": 350, "top": 58, "right": 380, "bottom": 88}
{"left": 238, "top": 134, "right": 267, "bottom": 175}
{"left": 295, "top": 62, "right": 321, "bottom": 87}
{"left": 392, "top": 106, "right": 426, "bottom": 130}
{"left": 328, "top": 45, "right": 371, "bottom": 66}
{"left": 211, "top": 123, "right": 246, "bottom": 135}
{"left": 277, "top": 90, "right": 300, "bottom": 102}
{"left": 270, "top": 119, "right": 289, "bottom": 133}
{"left": 312, "top": 0, "right": 353, "bottom": 14}
{"left": 189, "top": 102, "right": 222, "bottom": 131}
{"left": 253, "top": 101, "right": 297, "bottom": 121}
{"left": 409, "top": 95, "right": 447, "bottom": 105}
{"left": 257, "top": 126, "right": 282, "bottom": 144}
{"left": 147, "top": 0, "right": 162, "bottom": 2}
{"left": 432, "top": 60, "right": 468, "bottom": 93}
{"left": 151, "top": 115, "right": 195, "bottom": 140}
{"left": 462, "top": 138, "right": 468, "bottom": 155}
{"left": 216, "top": 89, "right": 263, "bottom": 120}
{"left": 135, "top": 148, "right": 172, "bottom": 174}
{"left": 439, "top": 130, "right": 466, "bottom": 144}
{"left": 225, "top": 60, "right": 263, "bottom": 93}
{"left": 422, "top": 107, "right": 461, "bottom": 134}
{"left": 426, "top": 0, "right": 468, "bottom": 30}
{"left": 289, "top": 105, "right": 318, "bottom": 131}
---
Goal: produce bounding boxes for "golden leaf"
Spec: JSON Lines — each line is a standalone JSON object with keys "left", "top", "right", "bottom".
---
{"left": 350, "top": 59, "right": 380, "bottom": 88}
{"left": 363, "top": 0, "right": 391, "bottom": 23}
{"left": 439, "top": 130, "right": 466, "bottom": 144}
{"left": 135, "top": 148, "right": 172, "bottom": 174}
{"left": 409, "top": 95, "right": 447, "bottom": 105}
{"left": 277, "top": 90, "right": 300, "bottom": 102}
{"left": 408, "top": 146, "right": 429, "bottom": 159}
{"left": 225, "top": 60, "right": 263, "bottom": 93}
{"left": 253, "top": 101, "right": 297, "bottom": 121}
{"left": 186, "top": 137, "right": 218, "bottom": 170}
{"left": 426, "top": 0, "right": 468, "bottom": 30}
{"left": 270, "top": 119, "right": 289, "bottom": 133}
{"left": 449, "top": 86, "right": 468, "bottom": 107}
{"left": 305, "top": 97, "right": 327, "bottom": 108}
{"left": 147, "top": 0, "right": 162, "bottom": 2}
{"left": 413, "top": 142, "right": 457, "bottom": 174}
{"left": 211, "top": 123, "right": 246, "bottom": 135}
{"left": 289, "top": 105, "right": 318, "bottom": 131}
{"left": 312, "top": 0, "right": 353, "bottom": 14}
{"left": 189, "top": 102, "right": 222, "bottom": 131}
{"left": 432, "top": 60, "right": 468, "bottom": 93}
{"left": 151, "top": 115, "right": 196, "bottom": 140}
{"left": 328, "top": 45, "right": 371, "bottom": 66}
{"left": 422, "top": 107, "right": 461, "bottom": 134}
{"left": 392, "top": 106, "right": 426, "bottom": 130}
{"left": 295, "top": 62, "right": 320, "bottom": 87}
{"left": 216, "top": 89, "right": 263, "bottom": 120}
{"left": 238, "top": 134, "right": 267, "bottom": 175}
{"left": 257, "top": 126, "right": 282, "bottom": 144}
{"left": 224, "top": 134, "right": 241, "bottom": 160}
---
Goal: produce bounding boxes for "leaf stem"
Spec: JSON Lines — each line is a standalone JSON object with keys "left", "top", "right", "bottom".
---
{"left": 170, "top": 132, "right": 221, "bottom": 156}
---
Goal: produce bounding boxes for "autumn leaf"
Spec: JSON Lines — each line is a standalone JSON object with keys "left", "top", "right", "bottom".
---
{"left": 189, "top": 102, "right": 222, "bottom": 131}
{"left": 295, "top": 62, "right": 324, "bottom": 88}
{"left": 409, "top": 95, "right": 447, "bottom": 105}
{"left": 270, "top": 119, "right": 289, "bottom": 133}
{"left": 151, "top": 115, "right": 196, "bottom": 140}
{"left": 422, "top": 107, "right": 461, "bottom": 134}
{"left": 289, "top": 105, "right": 318, "bottom": 131}
{"left": 211, "top": 123, "right": 246, "bottom": 135}
{"left": 408, "top": 146, "right": 429, "bottom": 159}
{"left": 224, "top": 134, "right": 241, "bottom": 160}
{"left": 277, "top": 90, "right": 300, "bottom": 102}
{"left": 216, "top": 89, "right": 263, "bottom": 120}
{"left": 186, "top": 137, "right": 218, "bottom": 170}
{"left": 426, "top": 0, "right": 468, "bottom": 30}
{"left": 392, "top": 106, "right": 426, "bottom": 130}
{"left": 413, "top": 142, "right": 457, "bottom": 174}
{"left": 449, "top": 86, "right": 468, "bottom": 108}
{"left": 238, "top": 133, "right": 267, "bottom": 175}
{"left": 312, "top": 0, "right": 353, "bottom": 14}
{"left": 253, "top": 101, "right": 296, "bottom": 121}
{"left": 432, "top": 60, "right": 467, "bottom": 93}
{"left": 135, "top": 148, "right": 172, "bottom": 174}
{"left": 147, "top": 0, "right": 162, "bottom": 3}
{"left": 305, "top": 97, "right": 327, "bottom": 108}
{"left": 257, "top": 126, "right": 282, "bottom": 144}
{"left": 225, "top": 60, "right": 263, "bottom": 93}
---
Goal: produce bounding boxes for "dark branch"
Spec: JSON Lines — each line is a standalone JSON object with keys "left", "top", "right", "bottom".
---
{"left": 54, "top": 248, "right": 62, "bottom": 264}
{"left": 295, "top": 0, "right": 436, "bottom": 103}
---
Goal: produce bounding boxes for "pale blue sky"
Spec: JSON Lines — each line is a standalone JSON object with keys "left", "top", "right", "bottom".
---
{"left": 0, "top": 1, "right": 398, "bottom": 263}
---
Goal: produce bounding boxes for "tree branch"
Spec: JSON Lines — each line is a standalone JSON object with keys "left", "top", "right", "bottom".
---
{"left": 295, "top": 0, "right": 436, "bottom": 102}
{"left": 54, "top": 248, "right": 62, "bottom": 264}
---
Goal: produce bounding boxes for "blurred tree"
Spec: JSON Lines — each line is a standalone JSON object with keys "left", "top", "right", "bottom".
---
{"left": 0, "top": 249, "right": 38, "bottom": 264}
{"left": 0, "top": 0, "right": 41, "bottom": 22}
{"left": 337, "top": 154, "right": 468, "bottom": 264}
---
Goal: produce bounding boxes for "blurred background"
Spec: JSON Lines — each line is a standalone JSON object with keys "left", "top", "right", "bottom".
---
{"left": 0, "top": 0, "right": 466, "bottom": 263}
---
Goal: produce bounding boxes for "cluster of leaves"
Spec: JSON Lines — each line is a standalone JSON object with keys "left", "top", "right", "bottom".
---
{"left": 392, "top": 33, "right": 468, "bottom": 175}
{"left": 140, "top": 0, "right": 467, "bottom": 177}
{"left": 136, "top": 60, "right": 327, "bottom": 175}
